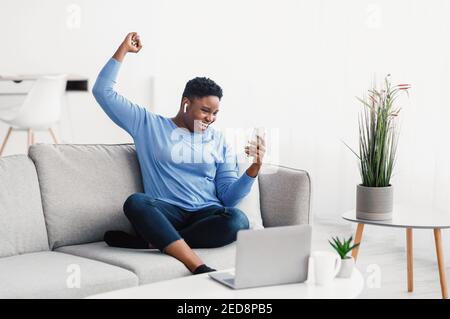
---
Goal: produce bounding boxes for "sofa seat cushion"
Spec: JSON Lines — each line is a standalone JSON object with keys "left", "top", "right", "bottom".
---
{"left": 0, "top": 251, "right": 138, "bottom": 298}
{"left": 56, "top": 241, "right": 236, "bottom": 284}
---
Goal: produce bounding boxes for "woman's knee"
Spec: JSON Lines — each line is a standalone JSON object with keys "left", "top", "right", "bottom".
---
{"left": 123, "top": 193, "right": 147, "bottom": 217}
{"left": 224, "top": 207, "right": 250, "bottom": 232}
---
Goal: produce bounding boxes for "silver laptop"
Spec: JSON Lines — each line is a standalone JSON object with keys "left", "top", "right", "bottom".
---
{"left": 209, "top": 224, "right": 312, "bottom": 289}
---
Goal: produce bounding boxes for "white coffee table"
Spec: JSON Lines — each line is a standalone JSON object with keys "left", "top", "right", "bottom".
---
{"left": 88, "top": 268, "right": 364, "bottom": 299}
{"left": 343, "top": 205, "right": 450, "bottom": 299}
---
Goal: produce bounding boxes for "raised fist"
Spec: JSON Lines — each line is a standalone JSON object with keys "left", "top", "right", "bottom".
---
{"left": 120, "top": 32, "right": 142, "bottom": 53}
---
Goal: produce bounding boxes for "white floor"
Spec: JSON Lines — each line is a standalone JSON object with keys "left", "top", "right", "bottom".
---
{"left": 313, "top": 219, "right": 448, "bottom": 299}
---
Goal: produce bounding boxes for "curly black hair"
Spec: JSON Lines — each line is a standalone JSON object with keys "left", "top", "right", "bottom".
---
{"left": 182, "top": 77, "right": 223, "bottom": 100}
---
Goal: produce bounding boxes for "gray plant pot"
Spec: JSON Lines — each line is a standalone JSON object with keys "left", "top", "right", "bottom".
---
{"left": 337, "top": 257, "right": 354, "bottom": 278}
{"left": 356, "top": 184, "right": 393, "bottom": 221}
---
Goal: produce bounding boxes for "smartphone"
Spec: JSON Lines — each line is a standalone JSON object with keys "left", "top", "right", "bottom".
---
{"left": 250, "top": 127, "right": 266, "bottom": 143}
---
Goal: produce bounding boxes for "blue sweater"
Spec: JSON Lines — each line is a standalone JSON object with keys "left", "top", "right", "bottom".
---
{"left": 93, "top": 58, "right": 255, "bottom": 211}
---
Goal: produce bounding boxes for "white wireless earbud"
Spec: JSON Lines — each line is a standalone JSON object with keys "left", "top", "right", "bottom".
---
{"left": 184, "top": 103, "right": 188, "bottom": 113}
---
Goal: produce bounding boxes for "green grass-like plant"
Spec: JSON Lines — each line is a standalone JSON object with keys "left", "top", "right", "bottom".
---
{"left": 329, "top": 236, "right": 360, "bottom": 259}
{"left": 344, "top": 75, "right": 410, "bottom": 187}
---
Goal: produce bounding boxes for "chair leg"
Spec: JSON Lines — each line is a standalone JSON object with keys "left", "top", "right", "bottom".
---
{"left": 27, "top": 129, "right": 33, "bottom": 148}
{"left": 48, "top": 128, "right": 59, "bottom": 144}
{"left": 0, "top": 127, "right": 13, "bottom": 156}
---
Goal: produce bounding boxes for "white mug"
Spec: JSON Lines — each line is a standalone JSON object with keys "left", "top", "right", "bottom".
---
{"left": 309, "top": 251, "right": 342, "bottom": 286}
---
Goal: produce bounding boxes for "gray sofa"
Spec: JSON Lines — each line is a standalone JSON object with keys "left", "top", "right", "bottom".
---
{"left": 0, "top": 143, "right": 311, "bottom": 298}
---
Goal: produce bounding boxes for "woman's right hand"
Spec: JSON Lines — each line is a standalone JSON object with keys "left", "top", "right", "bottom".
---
{"left": 113, "top": 32, "right": 142, "bottom": 62}
{"left": 120, "top": 32, "right": 143, "bottom": 53}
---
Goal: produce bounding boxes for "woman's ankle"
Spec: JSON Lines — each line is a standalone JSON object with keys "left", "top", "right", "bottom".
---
{"left": 163, "top": 239, "right": 204, "bottom": 271}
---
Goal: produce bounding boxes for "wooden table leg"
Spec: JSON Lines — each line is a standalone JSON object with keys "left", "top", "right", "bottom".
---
{"left": 352, "top": 223, "right": 364, "bottom": 262}
{"left": 433, "top": 228, "right": 448, "bottom": 299}
{"left": 407, "top": 228, "right": 413, "bottom": 292}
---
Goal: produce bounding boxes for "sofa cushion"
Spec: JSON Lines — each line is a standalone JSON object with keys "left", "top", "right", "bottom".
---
{"left": 56, "top": 241, "right": 236, "bottom": 284}
{"left": 28, "top": 144, "right": 143, "bottom": 249}
{"left": 0, "top": 155, "right": 49, "bottom": 258}
{"left": 0, "top": 251, "right": 138, "bottom": 298}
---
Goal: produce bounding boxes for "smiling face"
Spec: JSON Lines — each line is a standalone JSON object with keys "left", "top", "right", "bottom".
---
{"left": 182, "top": 96, "right": 220, "bottom": 133}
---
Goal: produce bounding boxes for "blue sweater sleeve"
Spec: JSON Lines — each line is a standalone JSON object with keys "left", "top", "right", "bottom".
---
{"left": 215, "top": 140, "right": 256, "bottom": 207}
{"left": 92, "top": 58, "right": 147, "bottom": 137}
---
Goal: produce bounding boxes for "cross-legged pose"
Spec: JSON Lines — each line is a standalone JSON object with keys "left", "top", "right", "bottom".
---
{"left": 93, "top": 32, "right": 266, "bottom": 275}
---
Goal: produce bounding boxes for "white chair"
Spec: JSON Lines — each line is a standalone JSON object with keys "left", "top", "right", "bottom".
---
{"left": 0, "top": 74, "right": 67, "bottom": 155}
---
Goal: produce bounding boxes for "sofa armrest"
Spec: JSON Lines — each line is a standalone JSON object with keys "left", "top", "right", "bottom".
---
{"left": 258, "top": 165, "right": 311, "bottom": 227}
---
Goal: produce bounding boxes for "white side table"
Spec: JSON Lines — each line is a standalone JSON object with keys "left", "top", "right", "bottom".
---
{"left": 88, "top": 268, "right": 364, "bottom": 299}
{"left": 343, "top": 205, "right": 450, "bottom": 299}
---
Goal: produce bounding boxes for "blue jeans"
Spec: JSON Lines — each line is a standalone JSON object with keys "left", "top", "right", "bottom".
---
{"left": 123, "top": 193, "right": 249, "bottom": 252}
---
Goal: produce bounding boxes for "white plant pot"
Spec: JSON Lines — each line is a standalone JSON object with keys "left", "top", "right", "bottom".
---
{"left": 356, "top": 184, "right": 393, "bottom": 221}
{"left": 337, "top": 257, "right": 354, "bottom": 278}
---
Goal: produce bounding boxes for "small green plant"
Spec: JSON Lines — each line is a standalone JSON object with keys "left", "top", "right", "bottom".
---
{"left": 328, "top": 236, "right": 360, "bottom": 259}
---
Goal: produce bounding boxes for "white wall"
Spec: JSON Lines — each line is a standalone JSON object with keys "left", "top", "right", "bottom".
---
{"left": 0, "top": 0, "right": 160, "bottom": 149}
{"left": 2, "top": 0, "right": 450, "bottom": 259}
